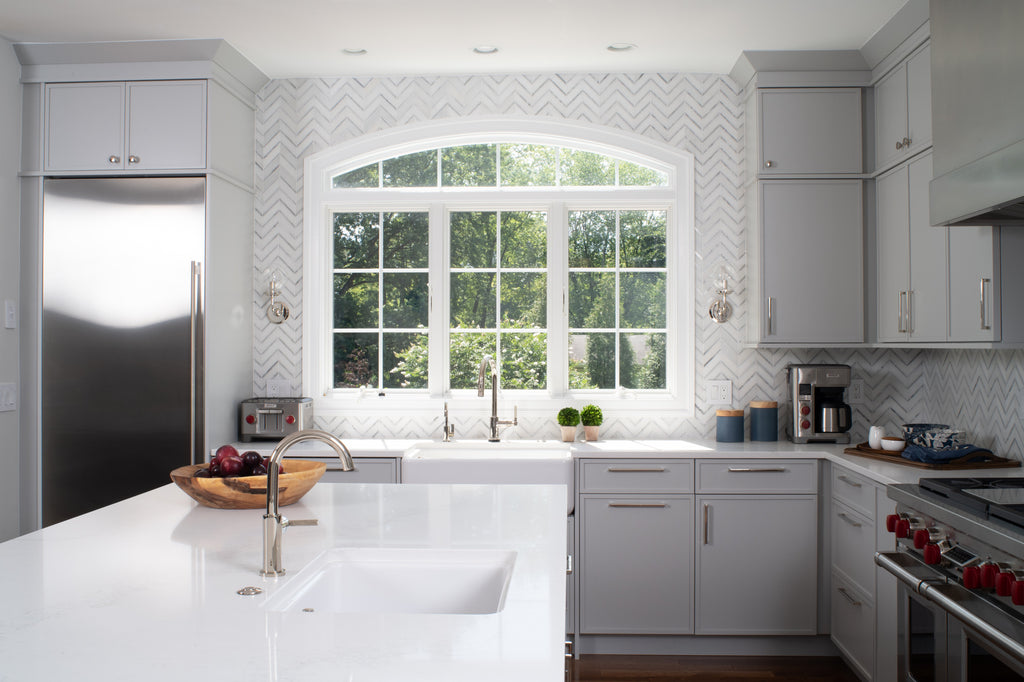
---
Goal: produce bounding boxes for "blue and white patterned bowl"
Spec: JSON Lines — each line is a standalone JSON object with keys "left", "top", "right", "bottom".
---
{"left": 901, "top": 423, "right": 966, "bottom": 450}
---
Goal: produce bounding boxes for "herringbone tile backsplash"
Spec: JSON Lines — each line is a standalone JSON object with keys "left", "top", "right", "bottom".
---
{"left": 252, "top": 72, "right": 1024, "bottom": 456}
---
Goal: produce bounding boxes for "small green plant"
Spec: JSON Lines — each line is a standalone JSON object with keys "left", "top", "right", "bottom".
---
{"left": 557, "top": 407, "right": 580, "bottom": 426}
{"left": 580, "top": 404, "right": 603, "bottom": 426}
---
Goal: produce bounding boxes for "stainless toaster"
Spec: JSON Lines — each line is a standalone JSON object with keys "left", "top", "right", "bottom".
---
{"left": 240, "top": 397, "right": 313, "bottom": 441}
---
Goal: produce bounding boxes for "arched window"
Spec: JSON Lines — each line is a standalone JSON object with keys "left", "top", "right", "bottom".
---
{"left": 304, "top": 118, "right": 694, "bottom": 418}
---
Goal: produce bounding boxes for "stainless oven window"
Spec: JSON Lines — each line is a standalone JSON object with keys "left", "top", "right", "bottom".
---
{"left": 909, "top": 594, "right": 938, "bottom": 682}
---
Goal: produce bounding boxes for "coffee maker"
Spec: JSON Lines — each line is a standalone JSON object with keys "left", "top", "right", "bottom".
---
{"left": 786, "top": 364, "right": 852, "bottom": 444}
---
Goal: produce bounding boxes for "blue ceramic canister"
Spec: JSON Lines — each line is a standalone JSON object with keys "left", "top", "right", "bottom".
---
{"left": 749, "top": 400, "right": 779, "bottom": 442}
{"left": 716, "top": 409, "right": 744, "bottom": 443}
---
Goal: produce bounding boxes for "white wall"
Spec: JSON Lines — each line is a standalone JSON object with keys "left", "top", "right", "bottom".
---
{"left": 0, "top": 37, "right": 21, "bottom": 541}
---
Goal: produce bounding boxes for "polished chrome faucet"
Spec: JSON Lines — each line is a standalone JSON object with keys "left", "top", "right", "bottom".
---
{"left": 260, "top": 429, "right": 354, "bottom": 577}
{"left": 442, "top": 402, "right": 455, "bottom": 442}
{"left": 477, "top": 355, "right": 517, "bottom": 442}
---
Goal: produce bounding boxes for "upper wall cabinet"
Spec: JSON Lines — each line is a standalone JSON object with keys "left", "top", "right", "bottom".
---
{"left": 45, "top": 81, "right": 207, "bottom": 172}
{"left": 874, "top": 43, "right": 931, "bottom": 174}
{"left": 759, "top": 88, "right": 863, "bottom": 175}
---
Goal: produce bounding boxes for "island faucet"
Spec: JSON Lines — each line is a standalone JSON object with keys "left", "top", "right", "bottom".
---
{"left": 260, "top": 429, "right": 354, "bottom": 577}
{"left": 477, "top": 355, "right": 517, "bottom": 442}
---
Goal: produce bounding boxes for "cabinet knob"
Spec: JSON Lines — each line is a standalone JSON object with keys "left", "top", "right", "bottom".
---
{"left": 128, "top": 155, "right": 140, "bottom": 164}
{"left": 764, "top": 160, "right": 774, "bottom": 168}
{"left": 902, "top": 137, "right": 911, "bottom": 147}
{"left": 895, "top": 140, "right": 904, "bottom": 151}
{"left": 108, "top": 155, "right": 121, "bottom": 164}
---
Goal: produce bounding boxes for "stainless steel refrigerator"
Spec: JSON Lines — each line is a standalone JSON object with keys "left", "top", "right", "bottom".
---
{"left": 41, "top": 177, "right": 211, "bottom": 525}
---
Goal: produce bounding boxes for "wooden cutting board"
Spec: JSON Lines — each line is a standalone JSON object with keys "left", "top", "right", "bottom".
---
{"left": 843, "top": 443, "right": 1021, "bottom": 470}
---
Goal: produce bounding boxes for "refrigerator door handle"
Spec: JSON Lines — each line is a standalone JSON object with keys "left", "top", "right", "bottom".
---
{"left": 191, "top": 261, "right": 205, "bottom": 466}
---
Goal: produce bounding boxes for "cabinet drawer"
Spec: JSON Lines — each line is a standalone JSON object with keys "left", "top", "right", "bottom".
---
{"left": 579, "top": 459, "right": 693, "bottom": 494}
{"left": 831, "top": 500, "right": 876, "bottom": 595}
{"left": 696, "top": 459, "right": 817, "bottom": 493}
{"left": 831, "top": 570, "right": 875, "bottom": 682}
{"left": 321, "top": 458, "right": 398, "bottom": 484}
{"left": 831, "top": 465, "right": 876, "bottom": 517}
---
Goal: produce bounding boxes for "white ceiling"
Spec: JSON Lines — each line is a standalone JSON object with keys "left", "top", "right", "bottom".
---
{"left": 0, "top": 0, "right": 908, "bottom": 79}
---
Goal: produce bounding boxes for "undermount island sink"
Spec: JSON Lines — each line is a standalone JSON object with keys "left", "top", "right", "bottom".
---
{"left": 401, "top": 440, "right": 574, "bottom": 513}
{"left": 264, "top": 547, "right": 517, "bottom": 615}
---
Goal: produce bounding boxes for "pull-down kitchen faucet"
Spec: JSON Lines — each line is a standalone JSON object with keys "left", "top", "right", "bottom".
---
{"left": 477, "top": 355, "right": 517, "bottom": 442}
{"left": 260, "top": 429, "right": 354, "bottom": 577}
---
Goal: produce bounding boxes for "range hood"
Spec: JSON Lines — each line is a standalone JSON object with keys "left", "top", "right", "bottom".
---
{"left": 929, "top": 0, "right": 1024, "bottom": 226}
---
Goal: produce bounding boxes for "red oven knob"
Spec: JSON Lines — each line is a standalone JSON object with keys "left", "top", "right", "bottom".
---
{"left": 886, "top": 514, "right": 900, "bottom": 533}
{"left": 913, "top": 529, "right": 931, "bottom": 549}
{"left": 1013, "top": 580, "right": 1024, "bottom": 606}
{"left": 923, "top": 543, "right": 941, "bottom": 565}
{"left": 981, "top": 563, "right": 1000, "bottom": 589}
{"left": 245, "top": 415, "right": 256, "bottom": 424}
{"left": 962, "top": 566, "right": 981, "bottom": 589}
{"left": 800, "top": 419, "right": 811, "bottom": 430}
{"left": 996, "top": 572, "right": 1014, "bottom": 597}
{"left": 285, "top": 415, "right": 295, "bottom": 425}
{"left": 800, "top": 405, "right": 811, "bottom": 416}
{"left": 896, "top": 519, "right": 911, "bottom": 539}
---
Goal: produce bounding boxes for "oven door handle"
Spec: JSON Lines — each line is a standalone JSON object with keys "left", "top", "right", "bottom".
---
{"left": 877, "top": 551, "right": 1024, "bottom": 667}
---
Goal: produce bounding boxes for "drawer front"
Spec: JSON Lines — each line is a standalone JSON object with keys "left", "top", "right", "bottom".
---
{"left": 579, "top": 459, "right": 694, "bottom": 494}
{"left": 322, "top": 458, "right": 398, "bottom": 484}
{"left": 831, "top": 571, "right": 875, "bottom": 682}
{"left": 831, "top": 500, "right": 876, "bottom": 595}
{"left": 696, "top": 459, "right": 817, "bottom": 493}
{"left": 832, "top": 465, "right": 876, "bottom": 517}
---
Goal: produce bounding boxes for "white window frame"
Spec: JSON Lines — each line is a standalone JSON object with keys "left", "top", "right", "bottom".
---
{"left": 304, "top": 117, "right": 695, "bottom": 419}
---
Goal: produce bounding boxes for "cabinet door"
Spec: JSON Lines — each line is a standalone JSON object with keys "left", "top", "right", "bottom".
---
{"left": 45, "top": 82, "right": 125, "bottom": 171}
{"left": 905, "top": 44, "right": 932, "bottom": 156}
{"left": 579, "top": 495, "right": 693, "bottom": 634}
{"left": 831, "top": 571, "right": 875, "bottom": 681}
{"left": 907, "top": 153, "right": 948, "bottom": 341}
{"left": 695, "top": 495, "right": 817, "bottom": 635}
{"left": 874, "top": 63, "right": 908, "bottom": 173}
{"left": 948, "top": 226, "right": 998, "bottom": 341}
{"left": 761, "top": 181, "right": 864, "bottom": 343}
{"left": 876, "top": 165, "right": 911, "bottom": 342}
{"left": 760, "top": 89, "right": 862, "bottom": 174}
{"left": 127, "top": 81, "right": 207, "bottom": 170}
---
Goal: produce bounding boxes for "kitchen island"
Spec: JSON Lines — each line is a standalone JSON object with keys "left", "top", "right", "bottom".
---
{"left": 0, "top": 482, "right": 567, "bottom": 681}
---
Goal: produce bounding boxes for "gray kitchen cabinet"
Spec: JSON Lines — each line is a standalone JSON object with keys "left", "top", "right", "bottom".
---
{"left": 759, "top": 88, "right": 863, "bottom": 175}
{"left": 578, "top": 494, "right": 693, "bottom": 634}
{"left": 694, "top": 460, "right": 818, "bottom": 635}
{"left": 874, "top": 43, "right": 931, "bottom": 174}
{"left": 948, "top": 226, "right": 999, "bottom": 342}
{"left": 876, "top": 153, "right": 948, "bottom": 342}
{"left": 577, "top": 459, "right": 694, "bottom": 635}
{"left": 320, "top": 457, "right": 399, "bottom": 483}
{"left": 45, "top": 80, "right": 206, "bottom": 172}
{"left": 829, "top": 463, "right": 898, "bottom": 682}
{"left": 754, "top": 180, "right": 864, "bottom": 343}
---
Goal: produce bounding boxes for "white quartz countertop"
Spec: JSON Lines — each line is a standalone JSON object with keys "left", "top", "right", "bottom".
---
{"left": 233, "top": 438, "right": 1024, "bottom": 487}
{"left": 0, "top": 483, "right": 567, "bottom": 681}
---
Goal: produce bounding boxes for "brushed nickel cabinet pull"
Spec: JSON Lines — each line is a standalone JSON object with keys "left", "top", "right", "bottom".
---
{"left": 608, "top": 502, "right": 668, "bottom": 508}
{"left": 837, "top": 474, "right": 862, "bottom": 488}
{"left": 606, "top": 467, "right": 666, "bottom": 473}
{"left": 837, "top": 586, "right": 862, "bottom": 607}
{"left": 980, "top": 278, "right": 992, "bottom": 330}
{"left": 703, "top": 503, "right": 710, "bottom": 544}
{"left": 767, "top": 297, "right": 775, "bottom": 335}
{"left": 837, "top": 512, "right": 863, "bottom": 528}
{"left": 727, "top": 467, "right": 787, "bottom": 473}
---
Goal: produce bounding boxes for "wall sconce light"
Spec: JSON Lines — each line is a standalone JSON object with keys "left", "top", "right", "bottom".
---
{"left": 267, "top": 271, "right": 290, "bottom": 324}
{"left": 708, "top": 264, "right": 733, "bottom": 324}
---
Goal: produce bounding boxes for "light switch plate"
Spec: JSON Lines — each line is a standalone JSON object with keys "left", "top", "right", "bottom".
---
{"left": 0, "top": 383, "right": 16, "bottom": 412}
{"left": 848, "top": 379, "right": 865, "bottom": 404}
{"left": 3, "top": 300, "right": 14, "bottom": 329}
{"left": 706, "top": 380, "right": 733, "bottom": 405}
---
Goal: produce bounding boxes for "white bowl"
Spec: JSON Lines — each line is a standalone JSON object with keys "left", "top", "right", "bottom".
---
{"left": 880, "top": 437, "right": 905, "bottom": 452}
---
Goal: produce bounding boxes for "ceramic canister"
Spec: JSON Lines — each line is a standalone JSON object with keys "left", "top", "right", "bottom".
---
{"left": 716, "top": 409, "right": 745, "bottom": 443}
{"left": 749, "top": 401, "right": 779, "bottom": 442}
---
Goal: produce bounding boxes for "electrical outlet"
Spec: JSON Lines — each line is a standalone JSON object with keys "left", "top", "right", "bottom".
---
{"left": 0, "top": 383, "right": 16, "bottom": 412}
{"left": 3, "top": 300, "right": 14, "bottom": 329}
{"left": 848, "top": 379, "right": 865, "bottom": 405}
{"left": 266, "top": 379, "right": 290, "bottom": 398}
{"left": 706, "top": 380, "right": 733, "bottom": 405}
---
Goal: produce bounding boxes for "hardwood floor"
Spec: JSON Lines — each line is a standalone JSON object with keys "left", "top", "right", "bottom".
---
{"left": 569, "top": 655, "right": 861, "bottom": 681}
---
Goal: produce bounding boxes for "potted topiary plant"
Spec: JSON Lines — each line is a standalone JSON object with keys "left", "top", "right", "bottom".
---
{"left": 580, "top": 404, "right": 603, "bottom": 441}
{"left": 557, "top": 407, "right": 580, "bottom": 442}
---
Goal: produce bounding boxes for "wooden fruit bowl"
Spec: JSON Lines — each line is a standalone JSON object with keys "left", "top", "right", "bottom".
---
{"left": 169, "top": 460, "right": 326, "bottom": 509}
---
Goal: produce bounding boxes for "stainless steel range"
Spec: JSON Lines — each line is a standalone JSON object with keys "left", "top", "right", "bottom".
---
{"left": 877, "top": 478, "right": 1024, "bottom": 682}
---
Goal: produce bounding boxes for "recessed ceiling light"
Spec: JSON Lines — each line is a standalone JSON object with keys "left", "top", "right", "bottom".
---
{"left": 607, "top": 43, "right": 637, "bottom": 52}
{"left": 341, "top": 48, "right": 368, "bottom": 56}
{"left": 473, "top": 46, "right": 499, "bottom": 55}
